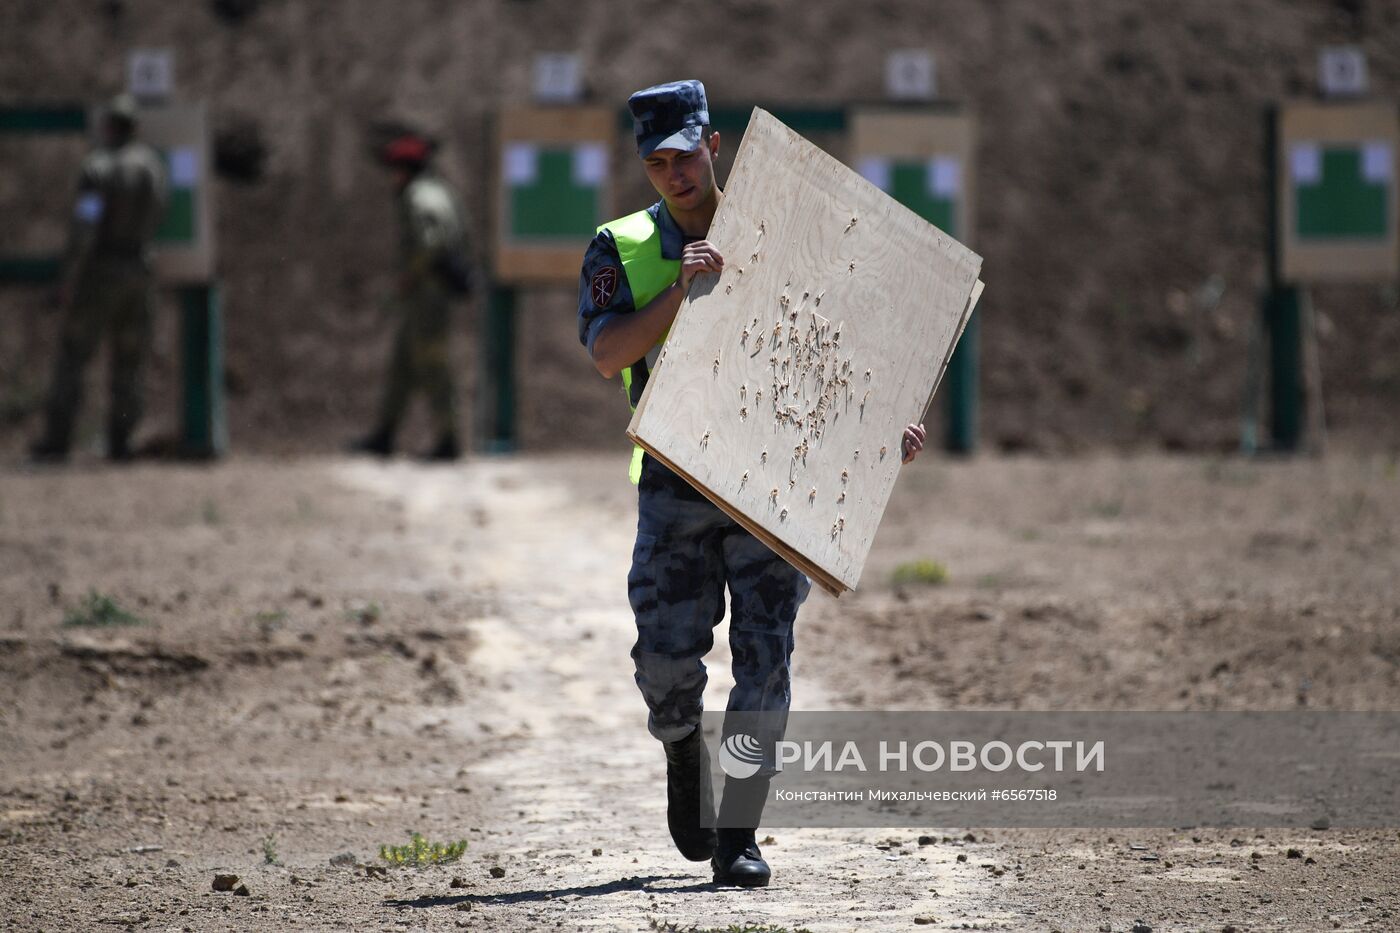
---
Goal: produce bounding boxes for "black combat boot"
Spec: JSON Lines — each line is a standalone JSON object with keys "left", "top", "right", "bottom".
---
{"left": 712, "top": 773, "right": 772, "bottom": 887}
{"left": 425, "top": 432, "right": 461, "bottom": 461}
{"left": 712, "top": 827, "right": 771, "bottom": 887}
{"left": 663, "top": 727, "right": 717, "bottom": 861}
{"left": 28, "top": 438, "right": 70, "bottom": 464}
{"left": 108, "top": 432, "right": 134, "bottom": 462}
{"left": 348, "top": 426, "right": 394, "bottom": 457}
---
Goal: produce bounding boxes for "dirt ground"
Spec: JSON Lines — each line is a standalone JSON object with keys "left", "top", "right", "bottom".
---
{"left": 1, "top": 451, "right": 1398, "bottom": 932}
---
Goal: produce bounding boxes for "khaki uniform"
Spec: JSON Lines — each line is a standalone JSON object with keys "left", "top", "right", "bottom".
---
{"left": 39, "top": 140, "right": 168, "bottom": 455}
{"left": 375, "top": 172, "right": 467, "bottom": 439}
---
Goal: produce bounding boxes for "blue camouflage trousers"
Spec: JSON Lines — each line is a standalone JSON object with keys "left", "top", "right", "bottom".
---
{"left": 629, "top": 454, "right": 812, "bottom": 743}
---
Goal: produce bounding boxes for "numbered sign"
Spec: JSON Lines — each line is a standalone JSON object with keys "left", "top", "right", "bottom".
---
{"left": 127, "top": 49, "right": 174, "bottom": 102}
{"left": 850, "top": 109, "right": 975, "bottom": 244}
{"left": 1277, "top": 101, "right": 1398, "bottom": 283}
{"left": 532, "top": 53, "right": 584, "bottom": 104}
{"left": 884, "top": 50, "right": 936, "bottom": 102}
{"left": 1318, "top": 46, "right": 1368, "bottom": 99}
{"left": 494, "top": 107, "right": 612, "bottom": 284}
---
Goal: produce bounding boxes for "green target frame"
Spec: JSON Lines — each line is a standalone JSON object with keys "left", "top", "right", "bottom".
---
{"left": 494, "top": 107, "right": 613, "bottom": 285}
{"left": 1277, "top": 100, "right": 1399, "bottom": 284}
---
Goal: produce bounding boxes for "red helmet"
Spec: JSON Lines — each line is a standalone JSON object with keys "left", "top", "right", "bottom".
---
{"left": 382, "top": 134, "right": 433, "bottom": 168}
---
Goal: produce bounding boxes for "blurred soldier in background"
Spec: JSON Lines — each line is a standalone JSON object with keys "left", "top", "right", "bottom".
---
{"left": 350, "top": 130, "right": 471, "bottom": 460}
{"left": 31, "top": 93, "right": 168, "bottom": 462}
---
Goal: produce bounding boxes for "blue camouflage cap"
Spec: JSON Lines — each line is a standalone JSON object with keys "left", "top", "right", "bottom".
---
{"left": 628, "top": 79, "right": 710, "bottom": 158}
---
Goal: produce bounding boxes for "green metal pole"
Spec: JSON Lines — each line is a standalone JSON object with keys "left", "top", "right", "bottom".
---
{"left": 0, "top": 104, "right": 87, "bottom": 134}
{"left": 1265, "top": 286, "right": 1304, "bottom": 451}
{"left": 484, "top": 284, "right": 516, "bottom": 452}
{"left": 180, "top": 282, "right": 227, "bottom": 458}
{"left": 944, "top": 308, "right": 979, "bottom": 454}
{"left": 1260, "top": 104, "right": 1304, "bottom": 453}
{"left": 0, "top": 256, "right": 63, "bottom": 283}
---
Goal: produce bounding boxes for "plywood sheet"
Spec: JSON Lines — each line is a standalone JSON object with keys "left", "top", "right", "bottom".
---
{"left": 494, "top": 107, "right": 614, "bottom": 285}
{"left": 1277, "top": 101, "right": 1399, "bottom": 284}
{"left": 627, "top": 108, "right": 983, "bottom": 595}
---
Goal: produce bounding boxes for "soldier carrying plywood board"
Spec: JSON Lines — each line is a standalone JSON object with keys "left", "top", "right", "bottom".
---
{"left": 577, "top": 80, "right": 978, "bottom": 890}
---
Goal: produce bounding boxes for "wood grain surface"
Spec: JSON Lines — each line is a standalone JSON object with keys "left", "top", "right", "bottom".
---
{"left": 629, "top": 108, "right": 983, "bottom": 594}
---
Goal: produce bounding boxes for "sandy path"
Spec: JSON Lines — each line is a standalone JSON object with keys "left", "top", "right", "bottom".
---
{"left": 335, "top": 456, "right": 997, "bottom": 931}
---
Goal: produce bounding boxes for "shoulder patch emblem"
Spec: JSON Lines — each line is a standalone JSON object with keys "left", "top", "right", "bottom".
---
{"left": 590, "top": 265, "right": 619, "bottom": 309}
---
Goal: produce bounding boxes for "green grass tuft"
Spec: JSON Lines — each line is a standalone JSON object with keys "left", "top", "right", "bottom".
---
{"left": 62, "top": 591, "right": 145, "bottom": 628}
{"left": 262, "top": 833, "right": 279, "bottom": 865}
{"left": 378, "top": 832, "right": 467, "bottom": 867}
{"left": 345, "top": 601, "right": 382, "bottom": 625}
{"left": 890, "top": 559, "right": 949, "bottom": 587}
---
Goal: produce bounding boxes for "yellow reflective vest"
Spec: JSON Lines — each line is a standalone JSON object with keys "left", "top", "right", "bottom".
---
{"left": 598, "top": 209, "right": 680, "bottom": 483}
